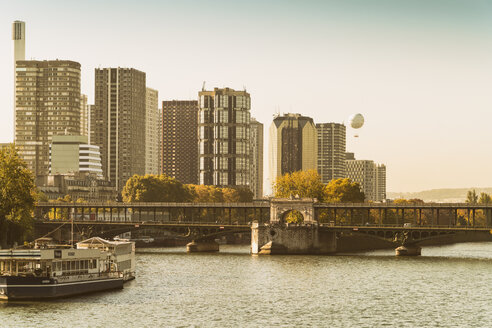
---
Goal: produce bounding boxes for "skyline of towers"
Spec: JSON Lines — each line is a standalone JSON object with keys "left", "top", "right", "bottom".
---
{"left": 198, "top": 88, "right": 252, "bottom": 188}
{"left": 269, "top": 113, "right": 318, "bottom": 184}
{"left": 15, "top": 60, "right": 82, "bottom": 181}
{"left": 8, "top": 20, "right": 386, "bottom": 200}
{"left": 91, "top": 67, "right": 147, "bottom": 192}
{"left": 161, "top": 100, "right": 199, "bottom": 185}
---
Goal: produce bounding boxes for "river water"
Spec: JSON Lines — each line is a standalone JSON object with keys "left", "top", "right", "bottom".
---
{"left": 2, "top": 242, "right": 492, "bottom": 327}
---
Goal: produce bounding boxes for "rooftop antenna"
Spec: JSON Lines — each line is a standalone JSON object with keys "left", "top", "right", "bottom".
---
{"left": 243, "top": 85, "right": 247, "bottom": 92}
{"left": 202, "top": 81, "right": 206, "bottom": 91}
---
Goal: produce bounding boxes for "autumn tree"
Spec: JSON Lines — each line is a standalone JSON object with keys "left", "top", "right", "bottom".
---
{"left": 273, "top": 170, "right": 325, "bottom": 201}
{"left": 0, "top": 145, "right": 38, "bottom": 248}
{"left": 324, "top": 178, "right": 365, "bottom": 203}
{"left": 122, "top": 174, "right": 192, "bottom": 202}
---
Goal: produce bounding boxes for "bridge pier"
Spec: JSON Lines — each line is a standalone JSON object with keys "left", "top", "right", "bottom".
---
{"left": 251, "top": 222, "right": 337, "bottom": 255}
{"left": 395, "top": 245, "right": 422, "bottom": 256}
{"left": 186, "top": 240, "right": 219, "bottom": 253}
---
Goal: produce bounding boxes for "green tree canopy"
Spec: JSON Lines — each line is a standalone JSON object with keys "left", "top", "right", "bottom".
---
{"left": 0, "top": 145, "right": 38, "bottom": 248}
{"left": 122, "top": 174, "right": 192, "bottom": 202}
{"left": 324, "top": 178, "right": 365, "bottom": 203}
{"left": 466, "top": 189, "right": 478, "bottom": 204}
{"left": 273, "top": 170, "right": 325, "bottom": 201}
{"left": 478, "top": 192, "right": 491, "bottom": 205}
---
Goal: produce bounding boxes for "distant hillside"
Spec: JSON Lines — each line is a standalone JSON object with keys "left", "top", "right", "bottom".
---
{"left": 388, "top": 188, "right": 492, "bottom": 203}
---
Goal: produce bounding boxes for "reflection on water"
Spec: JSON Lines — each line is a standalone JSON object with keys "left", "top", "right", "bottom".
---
{"left": 2, "top": 242, "right": 492, "bottom": 327}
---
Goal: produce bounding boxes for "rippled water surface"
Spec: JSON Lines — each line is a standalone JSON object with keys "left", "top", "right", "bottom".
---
{"left": 2, "top": 243, "right": 492, "bottom": 327}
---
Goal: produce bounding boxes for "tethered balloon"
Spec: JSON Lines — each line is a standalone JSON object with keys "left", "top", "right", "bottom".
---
{"left": 349, "top": 113, "right": 364, "bottom": 129}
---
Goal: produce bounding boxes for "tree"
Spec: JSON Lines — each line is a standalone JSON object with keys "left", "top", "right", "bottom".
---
{"left": 122, "top": 174, "right": 192, "bottom": 202}
{"left": 0, "top": 145, "right": 37, "bottom": 248}
{"left": 273, "top": 170, "right": 325, "bottom": 201}
{"left": 478, "top": 192, "right": 491, "bottom": 205}
{"left": 324, "top": 178, "right": 365, "bottom": 203}
{"left": 466, "top": 189, "right": 478, "bottom": 204}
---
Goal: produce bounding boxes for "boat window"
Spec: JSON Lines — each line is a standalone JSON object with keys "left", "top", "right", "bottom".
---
{"left": 62, "top": 261, "right": 67, "bottom": 270}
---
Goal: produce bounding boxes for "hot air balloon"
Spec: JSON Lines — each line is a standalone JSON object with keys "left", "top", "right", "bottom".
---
{"left": 348, "top": 113, "right": 364, "bottom": 138}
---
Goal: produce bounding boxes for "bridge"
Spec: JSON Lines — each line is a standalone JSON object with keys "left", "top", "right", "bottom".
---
{"left": 34, "top": 199, "right": 492, "bottom": 255}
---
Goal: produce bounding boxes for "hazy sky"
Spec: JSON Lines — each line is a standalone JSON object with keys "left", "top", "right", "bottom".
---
{"left": 1, "top": 0, "right": 492, "bottom": 193}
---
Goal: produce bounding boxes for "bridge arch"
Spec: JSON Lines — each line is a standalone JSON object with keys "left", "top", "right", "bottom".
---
{"left": 270, "top": 198, "right": 316, "bottom": 224}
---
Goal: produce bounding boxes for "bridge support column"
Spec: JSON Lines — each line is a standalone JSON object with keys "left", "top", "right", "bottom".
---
{"left": 251, "top": 222, "right": 336, "bottom": 255}
{"left": 395, "top": 245, "right": 421, "bottom": 256}
{"left": 186, "top": 240, "right": 219, "bottom": 253}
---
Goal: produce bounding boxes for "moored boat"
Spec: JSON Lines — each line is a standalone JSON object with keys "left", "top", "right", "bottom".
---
{"left": 0, "top": 237, "right": 135, "bottom": 301}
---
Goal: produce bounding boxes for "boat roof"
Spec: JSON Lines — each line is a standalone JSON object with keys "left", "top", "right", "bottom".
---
{"left": 77, "top": 237, "right": 132, "bottom": 247}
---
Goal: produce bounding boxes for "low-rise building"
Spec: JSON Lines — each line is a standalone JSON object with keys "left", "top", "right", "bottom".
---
{"left": 39, "top": 173, "right": 117, "bottom": 202}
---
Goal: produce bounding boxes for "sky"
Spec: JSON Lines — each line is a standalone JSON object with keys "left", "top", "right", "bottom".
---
{"left": 1, "top": 0, "right": 492, "bottom": 193}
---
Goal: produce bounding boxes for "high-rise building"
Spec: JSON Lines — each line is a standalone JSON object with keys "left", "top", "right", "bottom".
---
{"left": 269, "top": 113, "right": 317, "bottom": 184}
{"left": 158, "top": 107, "right": 162, "bottom": 174}
{"left": 375, "top": 164, "right": 387, "bottom": 201}
{"left": 49, "top": 135, "right": 103, "bottom": 178}
{"left": 346, "top": 158, "right": 386, "bottom": 202}
{"left": 316, "top": 122, "right": 346, "bottom": 183}
{"left": 12, "top": 21, "right": 25, "bottom": 138}
{"left": 80, "top": 94, "right": 89, "bottom": 137}
{"left": 162, "top": 100, "right": 198, "bottom": 184}
{"left": 250, "top": 118, "right": 263, "bottom": 198}
{"left": 198, "top": 88, "right": 251, "bottom": 188}
{"left": 88, "top": 104, "right": 95, "bottom": 144}
{"left": 91, "top": 67, "right": 146, "bottom": 192}
{"left": 145, "top": 88, "right": 159, "bottom": 175}
{"left": 15, "top": 60, "right": 81, "bottom": 180}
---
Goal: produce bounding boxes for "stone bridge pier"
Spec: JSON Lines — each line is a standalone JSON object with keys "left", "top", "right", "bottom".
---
{"left": 251, "top": 198, "right": 337, "bottom": 255}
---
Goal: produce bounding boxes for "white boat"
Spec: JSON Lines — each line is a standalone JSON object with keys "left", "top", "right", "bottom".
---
{"left": 0, "top": 237, "right": 135, "bottom": 301}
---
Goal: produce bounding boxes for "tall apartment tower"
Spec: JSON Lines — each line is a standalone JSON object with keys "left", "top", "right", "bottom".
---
{"left": 145, "top": 88, "right": 159, "bottom": 175}
{"left": 91, "top": 68, "right": 146, "bottom": 192}
{"left": 346, "top": 158, "right": 386, "bottom": 202}
{"left": 250, "top": 118, "right": 264, "bottom": 198}
{"left": 375, "top": 164, "right": 386, "bottom": 201}
{"left": 162, "top": 100, "right": 198, "bottom": 184}
{"left": 80, "top": 94, "right": 89, "bottom": 137}
{"left": 15, "top": 60, "right": 81, "bottom": 180}
{"left": 198, "top": 88, "right": 251, "bottom": 188}
{"left": 158, "top": 107, "right": 163, "bottom": 174}
{"left": 12, "top": 21, "right": 26, "bottom": 137}
{"left": 316, "top": 122, "right": 346, "bottom": 183}
{"left": 269, "top": 113, "right": 317, "bottom": 184}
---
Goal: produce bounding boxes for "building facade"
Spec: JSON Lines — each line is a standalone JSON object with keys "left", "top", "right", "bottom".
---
{"left": 145, "top": 88, "right": 159, "bottom": 175}
{"left": 346, "top": 159, "right": 386, "bottom": 202}
{"left": 15, "top": 60, "right": 81, "bottom": 181}
{"left": 198, "top": 88, "right": 251, "bottom": 188}
{"left": 269, "top": 113, "right": 317, "bottom": 184}
{"left": 316, "top": 123, "right": 346, "bottom": 183}
{"left": 49, "top": 135, "right": 103, "bottom": 178}
{"left": 162, "top": 100, "right": 198, "bottom": 184}
{"left": 39, "top": 174, "right": 117, "bottom": 202}
{"left": 80, "top": 94, "right": 88, "bottom": 137}
{"left": 375, "top": 164, "right": 387, "bottom": 202}
{"left": 91, "top": 67, "right": 146, "bottom": 192}
{"left": 12, "top": 21, "right": 25, "bottom": 138}
{"left": 250, "top": 118, "right": 264, "bottom": 198}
